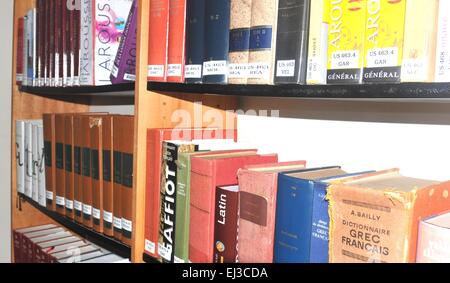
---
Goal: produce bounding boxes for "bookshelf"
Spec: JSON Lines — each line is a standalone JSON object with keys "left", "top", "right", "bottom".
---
{"left": 19, "top": 84, "right": 135, "bottom": 97}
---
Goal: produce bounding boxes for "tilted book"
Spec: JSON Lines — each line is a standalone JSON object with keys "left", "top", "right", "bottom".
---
{"left": 416, "top": 211, "right": 450, "bottom": 263}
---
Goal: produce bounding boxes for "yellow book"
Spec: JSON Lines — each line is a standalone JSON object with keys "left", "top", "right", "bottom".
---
{"left": 401, "top": 0, "right": 439, "bottom": 82}
{"left": 306, "top": 0, "right": 329, "bottom": 85}
{"left": 363, "top": 0, "right": 406, "bottom": 83}
{"left": 327, "top": 0, "right": 367, "bottom": 84}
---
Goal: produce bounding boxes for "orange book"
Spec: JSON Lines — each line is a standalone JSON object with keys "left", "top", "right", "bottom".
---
{"left": 167, "top": 0, "right": 187, "bottom": 82}
{"left": 327, "top": 169, "right": 450, "bottom": 263}
{"left": 73, "top": 115, "right": 84, "bottom": 223}
{"left": 147, "top": 0, "right": 170, "bottom": 82}
{"left": 64, "top": 115, "right": 75, "bottom": 219}
{"left": 81, "top": 116, "right": 93, "bottom": 228}
{"left": 54, "top": 114, "right": 66, "bottom": 215}
{"left": 102, "top": 116, "right": 114, "bottom": 237}
{"left": 91, "top": 117, "right": 104, "bottom": 233}
{"left": 43, "top": 114, "right": 56, "bottom": 211}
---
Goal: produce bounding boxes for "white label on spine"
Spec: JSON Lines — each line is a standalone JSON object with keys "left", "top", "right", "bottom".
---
{"left": 148, "top": 65, "right": 165, "bottom": 77}
{"left": 93, "top": 208, "right": 101, "bottom": 219}
{"left": 82, "top": 204, "right": 92, "bottom": 215}
{"left": 276, "top": 60, "right": 296, "bottom": 77}
{"left": 113, "top": 216, "right": 122, "bottom": 229}
{"left": 247, "top": 63, "right": 270, "bottom": 79}
{"left": 366, "top": 47, "right": 398, "bottom": 68}
{"left": 158, "top": 243, "right": 171, "bottom": 261}
{"left": 103, "top": 210, "right": 113, "bottom": 223}
{"left": 73, "top": 76, "right": 80, "bottom": 86}
{"left": 185, "top": 65, "right": 202, "bottom": 78}
{"left": 331, "top": 50, "right": 359, "bottom": 69}
{"left": 56, "top": 196, "right": 65, "bottom": 206}
{"left": 65, "top": 199, "right": 74, "bottom": 210}
{"left": 145, "top": 240, "right": 155, "bottom": 254}
{"left": 111, "top": 64, "right": 119, "bottom": 78}
{"left": 174, "top": 256, "right": 185, "bottom": 263}
{"left": 124, "top": 73, "right": 136, "bottom": 81}
{"left": 435, "top": 1, "right": 450, "bottom": 82}
{"left": 46, "top": 190, "right": 53, "bottom": 200}
{"left": 122, "top": 218, "right": 132, "bottom": 232}
{"left": 402, "top": 59, "right": 427, "bottom": 81}
{"left": 74, "top": 200, "right": 82, "bottom": 211}
{"left": 17, "top": 74, "right": 23, "bottom": 82}
{"left": 203, "top": 60, "right": 227, "bottom": 76}
{"left": 167, "top": 64, "right": 182, "bottom": 77}
{"left": 228, "top": 64, "right": 248, "bottom": 79}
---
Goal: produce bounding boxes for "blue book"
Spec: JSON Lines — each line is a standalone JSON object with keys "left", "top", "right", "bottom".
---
{"left": 185, "top": 0, "right": 205, "bottom": 84}
{"left": 202, "top": 0, "right": 231, "bottom": 84}
{"left": 274, "top": 167, "right": 374, "bottom": 263}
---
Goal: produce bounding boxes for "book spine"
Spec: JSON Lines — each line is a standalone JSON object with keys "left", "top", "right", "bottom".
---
{"left": 37, "top": 125, "right": 46, "bottom": 207}
{"left": 43, "top": 115, "right": 56, "bottom": 210}
{"left": 73, "top": 117, "right": 83, "bottom": 222}
{"left": 102, "top": 116, "right": 114, "bottom": 237}
{"left": 111, "top": 0, "right": 137, "bottom": 84}
{"left": 167, "top": 0, "right": 187, "bottom": 83}
{"left": 434, "top": 0, "right": 450, "bottom": 82}
{"left": 401, "top": 0, "right": 439, "bottom": 82}
{"left": 113, "top": 150, "right": 122, "bottom": 240}
{"left": 227, "top": 0, "right": 252, "bottom": 84}
{"left": 32, "top": 124, "right": 39, "bottom": 202}
{"left": 82, "top": 117, "right": 93, "bottom": 227}
{"left": 55, "top": 0, "right": 63, "bottom": 87}
{"left": 35, "top": 1, "right": 41, "bottom": 86}
{"left": 247, "top": 0, "right": 279, "bottom": 85}
{"left": 274, "top": 0, "right": 311, "bottom": 84}
{"left": 55, "top": 115, "right": 65, "bottom": 215}
{"left": 64, "top": 116, "right": 74, "bottom": 218}
{"left": 121, "top": 116, "right": 134, "bottom": 246}
{"left": 80, "top": 0, "right": 94, "bottom": 85}
{"left": 44, "top": 1, "right": 50, "bottom": 86}
{"left": 73, "top": 3, "right": 81, "bottom": 86}
{"left": 31, "top": 9, "right": 37, "bottom": 86}
{"left": 202, "top": 0, "right": 231, "bottom": 84}
{"left": 174, "top": 153, "right": 190, "bottom": 263}
{"left": 309, "top": 183, "right": 330, "bottom": 263}
{"left": 306, "top": 0, "right": 328, "bottom": 85}
{"left": 38, "top": 0, "right": 46, "bottom": 86}
{"left": 213, "top": 187, "right": 239, "bottom": 263}
{"left": 416, "top": 215, "right": 450, "bottom": 263}
{"left": 184, "top": 0, "right": 205, "bottom": 83}
{"left": 16, "top": 18, "right": 24, "bottom": 85}
{"left": 25, "top": 122, "right": 33, "bottom": 198}
{"left": 49, "top": 1, "right": 55, "bottom": 86}
{"left": 363, "top": 0, "right": 406, "bottom": 83}
{"left": 13, "top": 232, "right": 22, "bottom": 263}
{"left": 64, "top": 3, "right": 73, "bottom": 86}
{"left": 147, "top": 0, "right": 170, "bottom": 82}
{"left": 91, "top": 118, "right": 103, "bottom": 233}
{"left": 26, "top": 10, "right": 35, "bottom": 86}
{"left": 327, "top": 0, "right": 366, "bottom": 85}
{"left": 16, "top": 121, "right": 25, "bottom": 195}
{"left": 23, "top": 14, "right": 28, "bottom": 87}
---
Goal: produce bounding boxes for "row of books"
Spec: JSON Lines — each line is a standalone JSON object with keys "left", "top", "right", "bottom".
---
{"left": 16, "top": 0, "right": 137, "bottom": 87}
{"left": 147, "top": 0, "right": 450, "bottom": 85}
{"left": 13, "top": 223, "right": 130, "bottom": 263}
{"left": 15, "top": 114, "right": 135, "bottom": 246}
{"left": 140, "top": 128, "right": 450, "bottom": 263}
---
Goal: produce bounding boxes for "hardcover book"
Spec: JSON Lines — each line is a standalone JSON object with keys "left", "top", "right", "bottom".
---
{"left": 43, "top": 114, "right": 56, "bottom": 210}
{"left": 26, "top": 9, "right": 37, "bottom": 86}
{"left": 102, "top": 116, "right": 114, "bottom": 237}
{"left": 22, "top": 14, "right": 28, "bottom": 86}
{"left": 327, "top": 169, "right": 450, "bottom": 263}
{"left": 327, "top": 0, "right": 367, "bottom": 84}
{"left": 227, "top": 0, "right": 252, "bottom": 84}
{"left": 401, "top": 0, "right": 438, "bottom": 82}
{"left": 80, "top": 0, "right": 93, "bottom": 85}
{"left": 64, "top": 115, "right": 75, "bottom": 218}
{"left": 247, "top": 0, "right": 279, "bottom": 85}
{"left": 416, "top": 211, "right": 450, "bottom": 263}
{"left": 91, "top": 117, "right": 104, "bottom": 233}
{"left": 16, "top": 17, "right": 24, "bottom": 85}
{"left": 32, "top": 124, "right": 39, "bottom": 202}
{"left": 73, "top": 2, "right": 81, "bottom": 86}
{"left": 25, "top": 121, "right": 33, "bottom": 198}
{"left": 13, "top": 224, "right": 57, "bottom": 263}
{"left": 55, "top": 114, "right": 66, "bottom": 215}
{"left": 16, "top": 120, "right": 26, "bottom": 195}
{"left": 184, "top": 0, "right": 205, "bottom": 83}
{"left": 147, "top": 0, "right": 170, "bottom": 82}
{"left": 81, "top": 116, "right": 92, "bottom": 227}
{"left": 202, "top": 0, "right": 231, "bottom": 84}
{"left": 434, "top": 0, "right": 450, "bottom": 82}
{"left": 55, "top": 0, "right": 63, "bottom": 87}
{"left": 363, "top": 0, "right": 406, "bottom": 83}
{"left": 167, "top": 0, "right": 187, "bottom": 83}
{"left": 274, "top": 0, "right": 312, "bottom": 85}
{"left": 73, "top": 115, "right": 84, "bottom": 223}
{"left": 237, "top": 161, "right": 307, "bottom": 263}
{"left": 48, "top": 0, "right": 55, "bottom": 86}
{"left": 37, "top": 125, "right": 46, "bottom": 207}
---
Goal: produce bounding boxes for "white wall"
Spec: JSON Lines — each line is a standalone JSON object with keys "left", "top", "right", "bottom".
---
{"left": 0, "top": 0, "right": 13, "bottom": 263}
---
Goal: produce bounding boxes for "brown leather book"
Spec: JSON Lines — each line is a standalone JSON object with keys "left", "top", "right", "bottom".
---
{"left": 81, "top": 115, "right": 93, "bottom": 228}
{"left": 43, "top": 114, "right": 56, "bottom": 211}
{"left": 64, "top": 115, "right": 75, "bottom": 219}
{"left": 112, "top": 117, "right": 123, "bottom": 241}
{"left": 54, "top": 114, "right": 66, "bottom": 215}
{"left": 91, "top": 116, "right": 103, "bottom": 233}
{"left": 102, "top": 115, "right": 114, "bottom": 237}
{"left": 73, "top": 115, "right": 83, "bottom": 223}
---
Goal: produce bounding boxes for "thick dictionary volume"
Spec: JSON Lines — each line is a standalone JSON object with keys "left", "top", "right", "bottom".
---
{"left": 24, "top": 122, "right": 33, "bottom": 198}
{"left": 111, "top": 0, "right": 137, "bottom": 84}
{"left": 80, "top": 0, "right": 93, "bottom": 85}
{"left": 38, "top": 0, "right": 46, "bottom": 86}
{"left": 306, "top": 0, "right": 328, "bottom": 85}
{"left": 73, "top": 2, "right": 81, "bottom": 86}
{"left": 73, "top": 115, "right": 84, "bottom": 223}
{"left": 227, "top": 0, "right": 252, "bottom": 84}
{"left": 54, "top": 114, "right": 65, "bottom": 215}
{"left": 55, "top": 0, "right": 63, "bottom": 87}
{"left": 37, "top": 125, "right": 46, "bottom": 207}
{"left": 64, "top": 3, "right": 73, "bottom": 86}
{"left": 434, "top": 0, "right": 450, "bottom": 82}
{"left": 274, "top": 0, "right": 311, "bottom": 85}
{"left": 43, "top": 114, "right": 56, "bottom": 210}
{"left": 417, "top": 211, "right": 450, "bottom": 263}
{"left": 16, "top": 121, "right": 26, "bottom": 195}
{"left": 363, "top": 0, "right": 406, "bottom": 83}
{"left": 64, "top": 115, "right": 75, "bottom": 219}
{"left": 102, "top": 116, "right": 114, "bottom": 237}
{"left": 147, "top": 0, "right": 170, "bottom": 82}
{"left": 91, "top": 117, "right": 104, "bottom": 233}
{"left": 48, "top": 0, "right": 55, "bottom": 86}
{"left": 247, "top": 0, "right": 279, "bottom": 85}
{"left": 327, "top": 0, "right": 366, "bottom": 84}
{"left": 81, "top": 116, "right": 93, "bottom": 227}
{"left": 184, "top": 0, "right": 205, "bottom": 83}
{"left": 401, "top": 0, "right": 438, "bottom": 82}
{"left": 202, "top": 0, "right": 231, "bottom": 84}
{"left": 16, "top": 17, "right": 24, "bottom": 85}
{"left": 167, "top": 0, "right": 188, "bottom": 83}
{"left": 32, "top": 124, "right": 39, "bottom": 202}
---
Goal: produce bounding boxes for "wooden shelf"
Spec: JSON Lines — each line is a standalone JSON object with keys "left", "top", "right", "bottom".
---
{"left": 20, "top": 195, "right": 131, "bottom": 259}
{"left": 142, "top": 253, "right": 160, "bottom": 263}
{"left": 19, "top": 84, "right": 135, "bottom": 97}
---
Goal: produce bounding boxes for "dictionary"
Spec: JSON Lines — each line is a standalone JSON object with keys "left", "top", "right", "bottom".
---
{"left": 327, "top": 0, "right": 367, "bottom": 84}
{"left": 24, "top": 121, "right": 33, "bottom": 198}
{"left": 64, "top": 115, "right": 75, "bottom": 219}
{"left": 184, "top": 0, "right": 205, "bottom": 83}
{"left": 37, "top": 125, "right": 46, "bottom": 207}
{"left": 167, "top": 0, "right": 188, "bottom": 83}
{"left": 102, "top": 116, "right": 115, "bottom": 237}
{"left": 43, "top": 114, "right": 56, "bottom": 211}
{"left": 91, "top": 117, "right": 104, "bottom": 233}
{"left": 73, "top": 115, "right": 84, "bottom": 223}
{"left": 16, "top": 120, "right": 26, "bottom": 195}
{"left": 327, "top": 169, "right": 450, "bottom": 263}
{"left": 434, "top": 0, "right": 450, "bottom": 82}
{"left": 79, "top": 0, "right": 93, "bottom": 85}
{"left": 55, "top": 114, "right": 66, "bottom": 215}
{"left": 416, "top": 211, "right": 450, "bottom": 263}
{"left": 81, "top": 115, "right": 92, "bottom": 227}
{"left": 32, "top": 124, "right": 39, "bottom": 202}
{"left": 13, "top": 224, "right": 57, "bottom": 263}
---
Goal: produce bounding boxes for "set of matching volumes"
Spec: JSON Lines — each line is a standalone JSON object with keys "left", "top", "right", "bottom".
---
{"left": 13, "top": 224, "right": 130, "bottom": 263}
{"left": 40, "top": 113, "right": 135, "bottom": 246}
{"left": 15, "top": 0, "right": 137, "bottom": 87}
{"left": 147, "top": 0, "right": 450, "bottom": 85}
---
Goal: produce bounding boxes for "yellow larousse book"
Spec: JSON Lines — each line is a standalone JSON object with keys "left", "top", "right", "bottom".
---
{"left": 363, "top": 0, "right": 406, "bottom": 83}
{"left": 327, "top": 0, "right": 367, "bottom": 85}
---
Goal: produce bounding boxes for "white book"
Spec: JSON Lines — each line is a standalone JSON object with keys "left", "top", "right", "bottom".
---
{"left": 32, "top": 124, "right": 39, "bottom": 202}
{"left": 24, "top": 122, "right": 33, "bottom": 198}
{"left": 15, "top": 120, "right": 26, "bottom": 194}
{"left": 80, "top": 0, "right": 94, "bottom": 85}
{"left": 37, "top": 125, "right": 47, "bottom": 207}
{"left": 435, "top": 0, "right": 450, "bottom": 82}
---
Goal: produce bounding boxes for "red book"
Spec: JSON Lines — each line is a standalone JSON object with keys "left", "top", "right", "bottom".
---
{"left": 189, "top": 152, "right": 278, "bottom": 263}
{"left": 167, "top": 0, "right": 187, "bottom": 82}
{"left": 237, "top": 161, "right": 307, "bottom": 263}
{"left": 144, "top": 128, "right": 237, "bottom": 259}
{"left": 16, "top": 17, "right": 24, "bottom": 85}
{"left": 147, "top": 0, "right": 170, "bottom": 82}
{"left": 13, "top": 224, "right": 57, "bottom": 263}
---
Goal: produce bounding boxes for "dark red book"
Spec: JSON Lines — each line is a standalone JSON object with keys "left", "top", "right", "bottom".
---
{"left": 147, "top": 0, "right": 169, "bottom": 82}
{"left": 56, "top": 0, "right": 64, "bottom": 86}
{"left": 16, "top": 17, "right": 24, "bottom": 85}
{"left": 48, "top": 0, "right": 55, "bottom": 86}
{"left": 167, "top": 0, "right": 187, "bottom": 82}
{"left": 65, "top": 3, "right": 73, "bottom": 86}
{"left": 38, "top": 0, "right": 46, "bottom": 86}
{"left": 13, "top": 224, "right": 57, "bottom": 263}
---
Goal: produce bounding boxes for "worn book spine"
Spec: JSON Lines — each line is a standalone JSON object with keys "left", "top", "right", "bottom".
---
{"left": 16, "top": 17, "right": 24, "bottom": 85}
{"left": 184, "top": 0, "right": 205, "bottom": 83}
{"left": 434, "top": 0, "right": 450, "bottom": 82}
{"left": 274, "top": 0, "right": 311, "bottom": 84}
{"left": 64, "top": 115, "right": 74, "bottom": 218}
{"left": 227, "top": 0, "right": 252, "bottom": 84}
{"left": 102, "top": 116, "right": 114, "bottom": 237}
{"left": 55, "top": 115, "right": 65, "bottom": 215}
{"left": 80, "top": 0, "right": 93, "bottom": 85}
{"left": 327, "top": 0, "right": 366, "bottom": 84}
{"left": 247, "top": 0, "right": 279, "bottom": 85}
{"left": 91, "top": 117, "right": 104, "bottom": 233}
{"left": 401, "top": 0, "right": 439, "bottom": 82}
{"left": 167, "top": 0, "right": 187, "bottom": 83}
{"left": 363, "top": 0, "right": 406, "bottom": 83}
{"left": 73, "top": 116, "right": 83, "bottom": 223}
{"left": 16, "top": 121, "right": 26, "bottom": 195}
{"left": 43, "top": 114, "right": 56, "bottom": 210}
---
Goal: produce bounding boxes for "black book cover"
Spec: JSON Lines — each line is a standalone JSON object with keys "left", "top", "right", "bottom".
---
{"left": 185, "top": 0, "right": 206, "bottom": 83}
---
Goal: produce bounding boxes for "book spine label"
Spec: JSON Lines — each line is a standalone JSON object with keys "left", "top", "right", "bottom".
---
{"left": 184, "top": 0, "right": 205, "bottom": 83}
{"left": 73, "top": 145, "right": 82, "bottom": 219}
{"left": 16, "top": 18, "right": 24, "bottom": 85}
{"left": 307, "top": 0, "right": 328, "bottom": 85}
{"left": 167, "top": 0, "right": 187, "bottom": 83}
{"left": 363, "top": 0, "right": 406, "bottom": 83}
{"left": 435, "top": 0, "right": 450, "bottom": 82}
{"left": 327, "top": 0, "right": 366, "bottom": 84}
{"left": 16, "top": 121, "right": 25, "bottom": 195}
{"left": 274, "top": 0, "right": 311, "bottom": 84}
